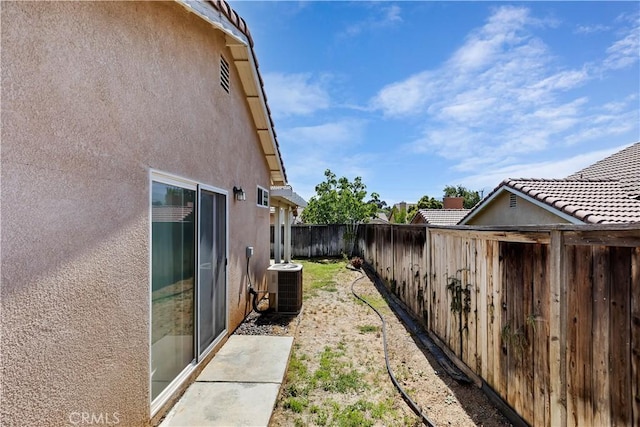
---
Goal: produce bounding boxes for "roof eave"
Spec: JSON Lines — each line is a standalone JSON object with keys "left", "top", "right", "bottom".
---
{"left": 270, "top": 186, "right": 307, "bottom": 208}
{"left": 174, "top": 0, "right": 287, "bottom": 186}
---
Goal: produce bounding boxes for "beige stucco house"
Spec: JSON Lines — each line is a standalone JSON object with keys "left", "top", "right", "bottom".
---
{"left": 1, "top": 1, "right": 302, "bottom": 425}
{"left": 460, "top": 142, "right": 640, "bottom": 225}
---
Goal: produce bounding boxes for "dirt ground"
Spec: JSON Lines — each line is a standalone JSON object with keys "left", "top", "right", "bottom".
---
{"left": 235, "top": 261, "right": 511, "bottom": 426}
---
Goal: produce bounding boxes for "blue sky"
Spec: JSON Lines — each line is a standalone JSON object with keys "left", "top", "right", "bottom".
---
{"left": 230, "top": 1, "right": 639, "bottom": 206}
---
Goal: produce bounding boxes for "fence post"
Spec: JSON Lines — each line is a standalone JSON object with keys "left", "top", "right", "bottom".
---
{"left": 550, "top": 230, "right": 567, "bottom": 427}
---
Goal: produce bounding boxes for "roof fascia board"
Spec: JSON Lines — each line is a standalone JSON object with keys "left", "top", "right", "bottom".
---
{"left": 175, "top": 0, "right": 248, "bottom": 46}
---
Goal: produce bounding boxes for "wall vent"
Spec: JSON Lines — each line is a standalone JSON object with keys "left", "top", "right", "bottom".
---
{"left": 220, "top": 56, "right": 230, "bottom": 93}
{"left": 509, "top": 193, "right": 517, "bottom": 208}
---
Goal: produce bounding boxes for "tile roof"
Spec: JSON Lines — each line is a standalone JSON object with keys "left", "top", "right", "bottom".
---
{"left": 460, "top": 142, "right": 640, "bottom": 225}
{"left": 414, "top": 209, "right": 471, "bottom": 225}
{"left": 567, "top": 142, "right": 640, "bottom": 197}
{"left": 502, "top": 178, "right": 640, "bottom": 224}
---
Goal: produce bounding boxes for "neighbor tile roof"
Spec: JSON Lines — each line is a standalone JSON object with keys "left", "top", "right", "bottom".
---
{"left": 567, "top": 142, "right": 640, "bottom": 197}
{"left": 502, "top": 178, "right": 640, "bottom": 224}
{"left": 460, "top": 142, "right": 640, "bottom": 224}
{"left": 415, "top": 209, "right": 470, "bottom": 225}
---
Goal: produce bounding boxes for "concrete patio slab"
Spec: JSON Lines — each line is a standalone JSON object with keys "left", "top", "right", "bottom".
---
{"left": 159, "top": 382, "right": 281, "bottom": 427}
{"left": 197, "top": 335, "right": 293, "bottom": 383}
{"left": 158, "top": 335, "right": 294, "bottom": 427}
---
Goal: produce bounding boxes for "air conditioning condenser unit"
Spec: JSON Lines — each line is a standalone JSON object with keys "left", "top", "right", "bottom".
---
{"left": 268, "top": 263, "right": 303, "bottom": 314}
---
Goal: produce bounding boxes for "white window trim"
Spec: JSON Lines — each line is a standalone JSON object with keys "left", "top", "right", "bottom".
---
{"left": 257, "top": 185, "right": 269, "bottom": 208}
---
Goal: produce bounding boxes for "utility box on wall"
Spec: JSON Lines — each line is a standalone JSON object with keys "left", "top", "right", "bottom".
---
{"left": 267, "top": 263, "right": 303, "bottom": 314}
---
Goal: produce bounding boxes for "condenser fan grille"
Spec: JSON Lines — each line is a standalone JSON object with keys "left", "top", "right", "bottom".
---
{"left": 276, "top": 271, "right": 302, "bottom": 313}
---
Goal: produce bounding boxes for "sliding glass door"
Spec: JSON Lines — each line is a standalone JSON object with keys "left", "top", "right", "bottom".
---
{"left": 150, "top": 175, "right": 228, "bottom": 408}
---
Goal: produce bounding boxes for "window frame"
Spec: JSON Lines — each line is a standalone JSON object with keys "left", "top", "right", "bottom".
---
{"left": 257, "top": 185, "right": 269, "bottom": 208}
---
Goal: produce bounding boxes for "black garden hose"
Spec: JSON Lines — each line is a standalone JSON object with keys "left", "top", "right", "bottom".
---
{"left": 249, "top": 287, "right": 270, "bottom": 313}
{"left": 350, "top": 268, "right": 437, "bottom": 427}
{"left": 247, "top": 255, "right": 270, "bottom": 314}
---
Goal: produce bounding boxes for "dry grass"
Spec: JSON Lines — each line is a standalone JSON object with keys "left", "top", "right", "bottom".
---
{"left": 269, "top": 259, "right": 511, "bottom": 427}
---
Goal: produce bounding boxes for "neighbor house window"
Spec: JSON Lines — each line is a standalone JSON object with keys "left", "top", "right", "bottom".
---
{"left": 257, "top": 186, "right": 269, "bottom": 208}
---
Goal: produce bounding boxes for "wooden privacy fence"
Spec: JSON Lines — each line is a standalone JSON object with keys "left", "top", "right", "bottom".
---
{"left": 352, "top": 223, "right": 640, "bottom": 427}
{"left": 271, "top": 224, "right": 352, "bottom": 258}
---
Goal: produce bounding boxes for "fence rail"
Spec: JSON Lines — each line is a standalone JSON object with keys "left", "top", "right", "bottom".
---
{"left": 277, "top": 223, "right": 640, "bottom": 427}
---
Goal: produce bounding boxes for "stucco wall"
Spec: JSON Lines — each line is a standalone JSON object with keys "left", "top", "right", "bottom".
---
{"left": 1, "top": 2, "right": 271, "bottom": 425}
{"left": 466, "top": 191, "right": 571, "bottom": 225}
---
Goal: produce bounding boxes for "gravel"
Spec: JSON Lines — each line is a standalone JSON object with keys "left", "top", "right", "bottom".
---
{"left": 233, "top": 307, "right": 300, "bottom": 337}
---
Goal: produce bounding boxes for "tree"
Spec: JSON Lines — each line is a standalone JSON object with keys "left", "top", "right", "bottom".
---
{"left": 301, "top": 169, "right": 378, "bottom": 224}
{"left": 443, "top": 185, "right": 481, "bottom": 209}
{"left": 367, "top": 192, "right": 387, "bottom": 211}
{"left": 391, "top": 206, "right": 408, "bottom": 224}
{"left": 407, "top": 195, "right": 443, "bottom": 220}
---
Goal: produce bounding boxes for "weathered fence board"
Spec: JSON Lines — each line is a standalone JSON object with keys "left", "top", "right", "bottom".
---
{"left": 631, "top": 247, "right": 640, "bottom": 426}
{"left": 280, "top": 223, "right": 640, "bottom": 427}
{"left": 610, "top": 246, "right": 632, "bottom": 426}
{"left": 592, "top": 246, "right": 611, "bottom": 426}
{"left": 533, "top": 243, "right": 551, "bottom": 427}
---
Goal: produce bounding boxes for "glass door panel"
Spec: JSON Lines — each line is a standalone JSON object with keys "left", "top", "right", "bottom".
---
{"left": 198, "top": 189, "right": 227, "bottom": 356}
{"left": 151, "top": 181, "right": 195, "bottom": 401}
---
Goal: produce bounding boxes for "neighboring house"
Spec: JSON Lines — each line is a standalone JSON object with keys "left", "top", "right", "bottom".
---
{"left": 460, "top": 142, "right": 640, "bottom": 225}
{"left": 370, "top": 212, "right": 391, "bottom": 224}
{"left": 411, "top": 209, "right": 470, "bottom": 225}
{"left": 1, "top": 1, "right": 303, "bottom": 426}
{"left": 410, "top": 196, "right": 469, "bottom": 225}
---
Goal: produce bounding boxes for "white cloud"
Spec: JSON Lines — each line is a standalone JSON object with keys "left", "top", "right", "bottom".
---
{"left": 575, "top": 24, "right": 610, "bottom": 35}
{"left": 372, "top": 5, "right": 638, "bottom": 176}
{"left": 603, "top": 25, "right": 640, "bottom": 70}
{"left": 341, "top": 4, "right": 402, "bottom": 37}
{"left": 565, "top": 110, "right": 638, "bottom": 145}
{"left": 370, "top": 71, "right": 435, "bottom": 116}
{"left": 371, "top": 6, "right": 553, "bottom": 118}
{"left": 277, "top": 118, "right": 371, "bottom": 201}
{"left": 449, "top": 7, "right": 531, "bottom": 71}
{"left": 457, "top": 144, "right": 633, "bottom": 192}
{"left": 262, "top": 72, "right": 330, "bottom": 118}
{"left": 281, "top": 119, "right": 366, "bottom": 145}
{"left": 530, "top": 69, "right": 589, "bottom": 93}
